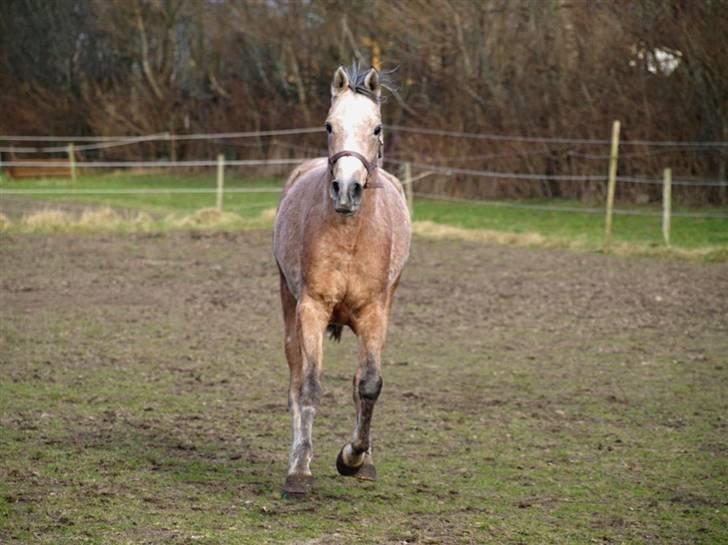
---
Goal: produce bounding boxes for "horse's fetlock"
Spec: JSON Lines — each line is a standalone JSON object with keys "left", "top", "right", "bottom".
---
{"left": 293, "top": 439, "right": 312, "bottom": 456}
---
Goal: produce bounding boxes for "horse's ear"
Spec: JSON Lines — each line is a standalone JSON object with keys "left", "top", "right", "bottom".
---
{"left": 331, "top": 66, "right": 349, "bottom": 98}
{"left": 364, "top": 68, "right": 381, "bottom": 99}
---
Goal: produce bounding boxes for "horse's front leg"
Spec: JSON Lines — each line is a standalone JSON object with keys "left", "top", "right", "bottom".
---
{"left": 337, "top": 302, "right": 388, "bottom": 480}
{"left": 284, "top": 293, "right": 328, "bottom": 496}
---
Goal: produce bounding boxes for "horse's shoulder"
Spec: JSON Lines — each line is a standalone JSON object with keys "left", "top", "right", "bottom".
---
{"left": 283, "top": 157, "right": 328, "bottom": 193}
{"left": 372, "top": 169, "right": 411, "bottom": 285}
{"left": 376, "top": 168, "right": 406, "bottom": 197}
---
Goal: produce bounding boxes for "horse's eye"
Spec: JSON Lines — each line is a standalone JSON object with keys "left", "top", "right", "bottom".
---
{"left": 325, "top": 122, "right": 333, "bottom": 134}
{"left": 373, "top": 125, "right": 382, "bottom": 136}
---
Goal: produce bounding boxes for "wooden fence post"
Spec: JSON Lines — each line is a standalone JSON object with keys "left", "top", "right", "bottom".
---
{"left": 216, "top": 154, "right": 225, "bottom": 212}
{"left": 68, "top": 143, "right": 77, "bottom": 182}
{"left": 720, "top": 126, "right": 727, "bottom": 204}
{"left": 604, "top": 120, "right": 621, "bottom": 246}
{"left": 662, "top": 167, "right": 672, "bottom": 246}
{"left": 404, "top": 161, "right": 413, "bottom": 218}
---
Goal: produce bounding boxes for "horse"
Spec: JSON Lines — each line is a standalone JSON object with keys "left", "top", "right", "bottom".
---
{"left": 273, "top": 64, "right": 411, "bottom": 496}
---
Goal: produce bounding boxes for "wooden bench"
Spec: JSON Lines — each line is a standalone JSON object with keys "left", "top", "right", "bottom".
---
{"left": 2, "top": 158, "right": 72, "bottom": 179}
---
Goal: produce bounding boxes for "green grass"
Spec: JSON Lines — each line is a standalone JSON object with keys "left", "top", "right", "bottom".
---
{"left": 413, "top": 196, "right": 728, "bottom": 249}
{"left": 1, "top": 172, "right": 727, "bottom": 258}
{"left": 0, "top": 172, "right": 283, "bottom": 217}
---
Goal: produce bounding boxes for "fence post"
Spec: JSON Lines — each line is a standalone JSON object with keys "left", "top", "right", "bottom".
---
{"left": 404, "top": 161, "right": 413, "bottom": 218}
{"left": 216, "top": 153, "right": 225, "bottom": 211}
{"left": 662, "top": 167, "right": 672, "bottom": 246}
{"left": 68, "top": 143, "right": 77, "bottom": 182}
{"left": 604, "top": 120, "right": 621, "bottom": 246}
{"left": 720, "top": 126, "right": 727, "bottom": 205}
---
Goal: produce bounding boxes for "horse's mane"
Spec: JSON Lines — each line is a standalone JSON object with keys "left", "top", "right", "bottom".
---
{"left": 342, "top": 61, "right": 396, "bottom": 104}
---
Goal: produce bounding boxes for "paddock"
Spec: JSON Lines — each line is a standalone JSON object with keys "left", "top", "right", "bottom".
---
{"left": 1, "top": 228, "right": 726, "bottom": 544}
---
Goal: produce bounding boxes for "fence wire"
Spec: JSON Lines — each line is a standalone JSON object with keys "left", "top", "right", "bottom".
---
{"left": 384, "top": 158, "right": 727, "bottom": 187}
{"left": 4, "top": 156, "right": 721, "bottom": 187}
{"left": 413, "top": 192, "right": 728, "bottom": 219}
{"left": 1, "top": 128, "right": 726, "bottom": 221}
{"left": 1, "top": 125, "right": 727, "bottom": 149}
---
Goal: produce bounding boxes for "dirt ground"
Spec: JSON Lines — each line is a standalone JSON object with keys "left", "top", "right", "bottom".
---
{"left": 1, "top": 230, "right": 727, "bottom": 544}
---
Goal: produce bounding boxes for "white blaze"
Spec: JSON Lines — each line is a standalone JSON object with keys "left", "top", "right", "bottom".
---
{"left": 329, "top": 92, "right": 380, "bottom": 185}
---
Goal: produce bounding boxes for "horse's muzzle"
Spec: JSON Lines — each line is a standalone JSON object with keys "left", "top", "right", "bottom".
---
{"left": 335, "top": 206, "right": 355, "bottom": 216}
{"left": 331, "top": 179, "right": 363, "bottom": 215}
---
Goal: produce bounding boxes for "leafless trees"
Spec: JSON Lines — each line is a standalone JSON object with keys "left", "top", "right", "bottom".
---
{"left": 1, "top": 0, "right": 726, "bottom": 202}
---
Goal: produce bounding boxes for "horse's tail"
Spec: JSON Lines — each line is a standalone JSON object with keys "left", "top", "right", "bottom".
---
{"left": 327, "top": 324, "right": 343, "bottom": 342}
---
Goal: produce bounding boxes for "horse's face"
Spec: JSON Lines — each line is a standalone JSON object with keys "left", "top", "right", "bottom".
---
{"left": 326, "top": 66, "right": 382, "bottom": 216}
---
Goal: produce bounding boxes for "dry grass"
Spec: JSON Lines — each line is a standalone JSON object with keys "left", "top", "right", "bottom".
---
{"left": 170, "top": 207, "right": 241, "bottom": 227}
{"left": 78, "top": 208, "right": 153, "bottom": 230}
{"left": 414, "top": 220, "right": 562, "bottom": 248}
{"left": 0, "top": 212, "right": 11, "bottom": 232}
{"left": 3, "top": 208, "right": 724, "bottom": 262}
{"left": 260, "top": 207, "right": 278, "bottom": 221}
{"left": 21, "top": 209, "right": 74, "bottom": 231}
{"left": 168, "top": 207, "right": 273, "bottom": 230}
{"left": 12, "top": 208, "right": 153, "bottom": 233}
{"left": 412, "top": 220, "right": 728, "bottom": 262}
{"left": 0, "top": 207, "right": 275, "bottom": 234}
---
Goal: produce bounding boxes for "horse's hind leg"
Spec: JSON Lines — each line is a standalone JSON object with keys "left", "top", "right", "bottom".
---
{"left": 280, "top": 275, "right": 312, "bottom": 496}
{"left": 337, "top": 302, "right": 387, "bottom": 480}
{"left": 282, "top": 285, "right": 327, "bottom": 496}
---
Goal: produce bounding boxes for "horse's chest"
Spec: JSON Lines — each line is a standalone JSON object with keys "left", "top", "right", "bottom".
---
{"left": 305, "top": 241, "right": 389, "bottom": 305}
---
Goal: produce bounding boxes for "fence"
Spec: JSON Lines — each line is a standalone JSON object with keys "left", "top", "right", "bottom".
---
{"left": 1, "top": 122, "right": 727, "bottom": 246}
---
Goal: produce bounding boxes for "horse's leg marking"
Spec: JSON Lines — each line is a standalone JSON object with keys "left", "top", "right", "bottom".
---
{"left": 339, "top": 302, "right": 387, "bottom": 474}
{"left": 280, "top": 273, "right": 310, "bottom": 483}
{"left": 287, "top": 296, "right": 327, "bottom": 479}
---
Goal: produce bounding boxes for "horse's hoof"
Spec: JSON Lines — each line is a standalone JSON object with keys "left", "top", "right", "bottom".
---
{"left": 336, "top": 448, "right": 360, "bottom": 476}
{"left": 354, "top": 462, "right": 377, "bottom": 481}
{"left": 336, "top": 448, "right": 378, "bottom": 481}
{"left": 282, "top": 474, "right": 314, "bottom": 498}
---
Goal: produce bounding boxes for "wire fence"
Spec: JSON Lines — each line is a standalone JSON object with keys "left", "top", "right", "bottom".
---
{"left": 2, "top": 156, "right": 723, "bottom": 188}
{"left": 412, "top": 192, "right": 728, "bottom": 219}
{"left": 0, "top": 158, "right": 302, "bottom": 168}
{"left": 0, "top": 128, "right": 323, "bottom": 153}
{"left": 0, "top": 187, "right": 281, "bottom": 195}
{"left": 1, "top": 126, "right": 727, "bottom": 223}
{"left": 2, "top": 124, "right": 728, "bottom": 148}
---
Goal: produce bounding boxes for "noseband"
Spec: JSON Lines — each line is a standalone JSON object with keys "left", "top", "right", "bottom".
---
{"left": 328, "top": 150, "right": 382, "bottom": 189}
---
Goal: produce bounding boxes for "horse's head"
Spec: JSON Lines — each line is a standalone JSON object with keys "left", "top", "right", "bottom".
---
{"left": 326, "top": 64, "right": 383, "bottom": 216}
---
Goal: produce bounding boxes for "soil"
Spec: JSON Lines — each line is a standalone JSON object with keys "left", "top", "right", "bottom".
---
{"left": 1, "top": 230, "right": 727, "bottom": 544}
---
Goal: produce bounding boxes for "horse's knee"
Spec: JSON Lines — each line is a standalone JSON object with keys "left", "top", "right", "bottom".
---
{"left": 358, "top": 367, "right": 382, "bottom": 401}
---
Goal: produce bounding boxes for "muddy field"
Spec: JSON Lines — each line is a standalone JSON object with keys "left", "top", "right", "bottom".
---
{"left": 1, "top": 230, "right": 727, "bottom": 544}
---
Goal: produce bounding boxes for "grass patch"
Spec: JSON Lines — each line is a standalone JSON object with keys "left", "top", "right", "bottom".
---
{"left": 0, "top": 172, "right": 282, "bottom": 217}
{"left": 2, "top": 172, "right": 727, "bottom": 260}
{"left": 2, "top": 206, "right": 275, "bottom": 234}
{"left": 412, "top": 220, "right": 728, "bottom": 262}
{"left": 413, "top": 196, "right": 728, "bottom": 249}
{"left": 1, "top": 173, "right": 279, "bottom": 234}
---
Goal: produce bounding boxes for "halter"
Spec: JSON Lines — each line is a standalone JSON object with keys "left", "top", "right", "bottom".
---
{"left": 328, "top": 140, "right": 384, "bottom": 189}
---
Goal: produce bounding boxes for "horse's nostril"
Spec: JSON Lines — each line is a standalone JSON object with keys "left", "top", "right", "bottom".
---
{"left": 332, "top": 181, "right": 340, "bottom": 195}
{"left": 352, "top": 182, "right": 363, "bottom": 198}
